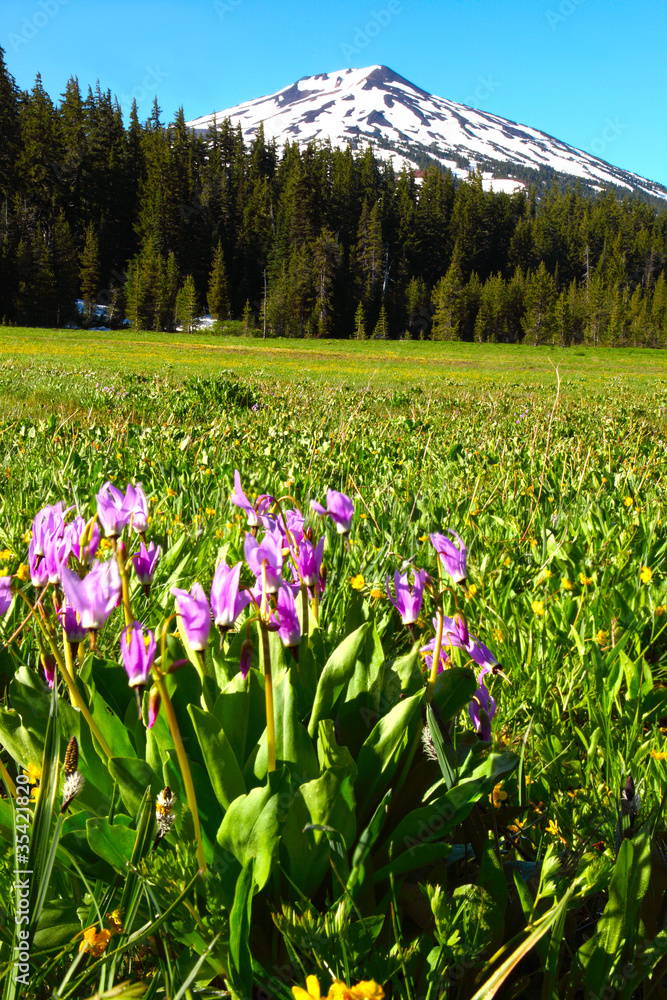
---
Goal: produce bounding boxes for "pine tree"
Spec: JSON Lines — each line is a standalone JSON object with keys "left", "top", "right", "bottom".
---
{"left": 521, "top": 262, "right": 556, "bottom": 346}
{"left": 79, "top": 223, "right": 100, "bottom": 321}
{"left": 176, "top": 274, "right": 199, "bottom": 333}
{"left": 242, "top": 299, "right": 252, "bottom": 335}
{"left": 208, "top": 240, "right": 230, "bottom": 320}
{"left": 431, "top": 255, "right": 463, "bottom": 341}
{"left": 405, "top": 277, "right": 429, "bottom": 339}
{"left": 373, "top": 304, "right": 389, "bottom": 340}
{"left": 354, "top": 301, "right": 366, "bottom": 340}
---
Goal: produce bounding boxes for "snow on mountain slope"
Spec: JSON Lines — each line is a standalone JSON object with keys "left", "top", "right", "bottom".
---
{"left": 187, "top": 65, "right": 666, "bottom": 202}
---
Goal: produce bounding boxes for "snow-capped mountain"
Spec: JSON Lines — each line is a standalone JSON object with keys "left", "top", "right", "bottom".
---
{"left": 187, "top": 65, "right": 666, "bottom": 202}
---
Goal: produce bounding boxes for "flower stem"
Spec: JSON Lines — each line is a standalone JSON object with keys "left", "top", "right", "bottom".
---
{"left": 111, "top": 537, "right": 133, "bottom": 629}
{"left": 259, "top": 621, "right": 276, "bottom": 773}
{"left": 153, "top": 669, "right": 207, "bottom": 874}
{"left": 300, "top": 582, "right": 309, "bottom": 639}
{"left": 426, "top": 608, "right": 445, "bottom": 704}
{"left": 60, "top": 626, "right": 114, "bottom": 760}
{"left": 311, "top": 591, "right": 319, "bottom": 624}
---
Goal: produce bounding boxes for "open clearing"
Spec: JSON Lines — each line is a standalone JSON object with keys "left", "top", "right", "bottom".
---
{"left": 2, "top": 327, "right": 667, "bottom": 390}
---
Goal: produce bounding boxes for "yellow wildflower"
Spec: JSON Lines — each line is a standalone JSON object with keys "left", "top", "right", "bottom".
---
{"left": 22, "top": 530, "right": 32, "bottom": 543}
{"left": 656, "top": 606, "right": 667, "bottom": 617}
{"left": 369, "top": 588, "right": 383, "bottom": 599}
{"left": 292, "top": 977, "right": 323, "bottom": 1000}
{"left": 531, "top": 600, "right": 545, "bottom": 617}
{"left": 504, "top": 557, "right": 511, "bottom": 566}
{"left": 16, "top": 563, "right": 30, "bottom": 582}
{"left": 350, "top": 574, "right": 365, "bottom": 590}
{"left": 492, "top": 628, "right": 504, "bottom": 642}
{"left": 106, "top": 909, "right": 124, "bottom": 934}
{"left": 508, "top": 818, "right": 526, "bottom": 834}
{"left": 596, "top": 629, "right": 607, "bottom": 645}
{"left": 543, "top": 568, "right": 554, "bottom": 578}
{"left": 529, "top": 538, "right": 538, "bottom": 547}
{"left": 99, "top": 538, "right": 112, "bottom": 554}
{"left": 205, "top": 507, "right": 216, "bottom": 516}
{"left": 650, "top": 750, "right": 667, "bottom": 760}
{"left": 464, "top": 583, "right": 477, "bottom": 599}
{"left": 348, "top": 984, "right": 385, "bottom": 1000}
{"left": 579, "top": 573, "right": 593, "bottom": 586}
{"left": 79, "top": 926, "right": 112, "bottom": 957}
{"left": 640, "top": 566, "right": 653, "bottom": 584}
{"left": 418, "top": 534, "right": 429, "bottom": 542}
{"left": 624, "top": 496, "right": 633, "bottom": 507}
{"left": 546, "top": 819, "right": 560, "bottom": 837}
{"left": 0, "top": 548, "right": 13, "bottom": 561}
{"left": 489, "top": 783, "right": 508, "bottom": 808}
{"left": 215, "top": 528, "right": 224, "bottom": 539}
{"left": 167, "top": 488, "right": 177, "bottom": 497}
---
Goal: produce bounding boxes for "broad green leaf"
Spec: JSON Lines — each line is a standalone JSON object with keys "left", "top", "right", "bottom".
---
{"left": 216, "top": 767, "right": 290, "bottom": 892}
{"left": 189, "top": 705, "right": 246, "bottom": 810}
{"left": 252, "top": 671, "right": 319, "bottom": 782}
{"left": 86, "top": 815, "right": 137, "bottom": 872}
{"left": 307, "top": 623, "right": 370, "bottom": 738}
{"left": 282, "top": 767, "right": 356, "bottom": 895}
{"left": 109, "top": 757, "right": 160, "bottom": 817}
{"left": 432, "top": 666, "right": 477, "bottom": 723}
{"left": 317, "top": 719, "right": 357, "bottom": 781}
{"left": 355, "top": 690, "right": 423, "bottom": 816}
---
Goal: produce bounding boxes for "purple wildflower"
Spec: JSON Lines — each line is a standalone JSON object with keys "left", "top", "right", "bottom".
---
{"left": 43, "top": 528, "right": 71, "bottom": 585}
{"left": 297, "top": 537, "right": 325, "bottom": 590}
{"left": 131, "top": 540, "right": 162, "bottom": 589}
{"left": 386, "top": 568, "right": 428, "bottom": 625}
{"left": 28, "top": 537, "right": 49, "bottom": 588}
{"left": 468, "top": 667, "right": 496, "bottom": 742}
{"left": 230, "top": 470, "right": 275, "bottom": 529}
{"left": 420, "top": 637, "right": 449, "bottom": 674}
{"left": 31, "top": 503, "right": 65, "bottom": 558}
{"left": 171, "top": 582, "right": 211, "bottom": 650}
{"left": 96, "top": 482, "right": 132, "bottom": 537}
{"left": 60, "top": 559, "right": 122, "bottom": 631}
{"left": 310, "top": 489, "right": 354, "bottom": 535}
{"left": 120, "top": 622, "right": 157, "bottom": 688}
{"left": 279, "top": 508, "right": 305, "bottom": 549}
{"left": 244, "top": 529, "right": 284, "bottom": 594}
{"left": 239, "top": 638, "right": 253, "bottom": 678}
{"left": 148, "top": 686, "right": 161, "bottom": 728}
{"left": 274, "top": 584, "right": 301, "bottom": 648}
{"left": 429, "top": 528, "right": 467, "bottom": 585}
{"left": 0, "top": 576, "right": 12, "bottom": 615}
{"left": 66, "top": 515, "right": 100, "bottom": 566}
{"left": 210, "top": 561, "right": 251, "bottom": 629}
{"left": 42, "top": 655, "right": 56, "bottom": 689}
{"left": 60, "top": 601, "right": 87, "bottom": 645}
{"left": 127, "top": 483, "right": 149, "bottom": 534}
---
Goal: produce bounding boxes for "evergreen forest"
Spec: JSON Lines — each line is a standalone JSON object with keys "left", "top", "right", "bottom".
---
{"left": 1, "top": 47, "right": 667, "bottom": 346}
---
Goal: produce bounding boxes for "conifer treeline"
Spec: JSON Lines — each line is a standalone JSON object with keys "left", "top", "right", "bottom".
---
{"left": 1, "top": 48, "right": 666, "bottom": 346}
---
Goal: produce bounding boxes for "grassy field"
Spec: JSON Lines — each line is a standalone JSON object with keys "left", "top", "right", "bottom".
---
{"left": 0, "top": 333, "right": 667, "bottom": 997}
{"left": 2, "top": 326, "right": 667, "bottom": 391}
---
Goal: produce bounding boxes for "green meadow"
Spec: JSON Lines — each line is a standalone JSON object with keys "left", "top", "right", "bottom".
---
{"left": 0, "top": 333, "right": 666, "bottom": 998}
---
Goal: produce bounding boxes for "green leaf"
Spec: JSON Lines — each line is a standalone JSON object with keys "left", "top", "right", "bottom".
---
{"left": 216, "top": 767, "right": 290, "bottom": 892}
{"left": 189, "top": 705, "right": 246, "bottom": 811}
{"left": 282, "top": 767, "right": 357, "bottom": 895}
{"left": 252, "top": 671, "right": 319, "bottom": 782}
{"left": 86, "top": 815, "right": 137, "bottom": 872}
{"left": 228, "top": 860, "right": 255, "bottom": 998}
{"left": 108, "top": 757, "right": 160, "bottom": 816}
{"left": 431, "top": 666, "right": 477, "bottom": 723}
{"left": 355, "top": 690, "right": 423, "bottom": 816}
{"left": 317, "top": 719, "right": 357, "bottom": 781}
{"left": 307, "top": 623, "right": 370, "bottom": 738}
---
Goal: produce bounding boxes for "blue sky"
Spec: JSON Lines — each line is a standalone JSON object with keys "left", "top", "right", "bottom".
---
{"left": 3, "top": 0, "right": 666, "bottom": 185}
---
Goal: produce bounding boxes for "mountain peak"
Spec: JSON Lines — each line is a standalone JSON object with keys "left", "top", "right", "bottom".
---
{"left": 186, "top": 68, "right": 666, "bottom": 201}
